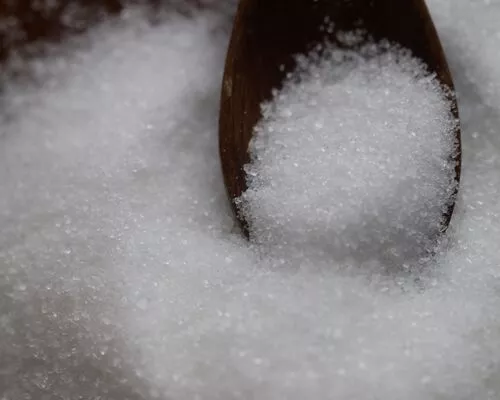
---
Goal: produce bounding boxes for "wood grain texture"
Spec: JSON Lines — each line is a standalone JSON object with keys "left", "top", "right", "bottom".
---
{"left": 219, "top": 0, "right": 461, "bottom": 236}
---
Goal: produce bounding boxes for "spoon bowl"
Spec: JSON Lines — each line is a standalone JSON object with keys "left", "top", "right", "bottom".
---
{"left": 219, "top": 0, "right": 461, "bottom": 236}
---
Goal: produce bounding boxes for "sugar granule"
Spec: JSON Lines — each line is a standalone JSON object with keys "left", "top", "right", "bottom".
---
{"left": 238, "top": 43, "right": 458, "bottom": 269}
{"left": 0, "top": 2, "right": 499, "bottom": 400}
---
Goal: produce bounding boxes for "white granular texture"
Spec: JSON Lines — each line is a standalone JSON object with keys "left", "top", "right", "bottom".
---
{"left": 0, "top": 2, "right": 499, "bottom": 400}
{"left": 238, "top": 45, "right": 458, "bottom": 268}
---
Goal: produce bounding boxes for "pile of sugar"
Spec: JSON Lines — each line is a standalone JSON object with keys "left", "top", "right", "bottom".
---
{"left": 0, "top": 2, "right": 499, "bottom": 400}
{"left": 238, "top": 44, "right": 458, "bottom": 268}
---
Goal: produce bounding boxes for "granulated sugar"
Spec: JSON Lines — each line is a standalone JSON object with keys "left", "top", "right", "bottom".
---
{"left": 0, "top": 2, "right": 499, "bottom": 400}
{"left": 238, "top": 44, "right": 458, "bottom": 268}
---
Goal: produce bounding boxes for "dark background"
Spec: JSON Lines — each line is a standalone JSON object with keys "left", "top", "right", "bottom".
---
{"left": 0, "top": 0, "right": 223, "bottom": 62}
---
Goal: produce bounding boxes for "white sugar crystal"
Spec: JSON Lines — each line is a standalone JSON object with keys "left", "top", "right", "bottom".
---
{"left": 0, "top": 1, "right": 499, "bottom": 399}
{"left": 238, "top": 44, "right": 458, "bottom": 268}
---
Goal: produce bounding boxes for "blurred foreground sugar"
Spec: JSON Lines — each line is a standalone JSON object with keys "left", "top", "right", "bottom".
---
{"left": 0, "top": 1, "right": 499, "bottom": 399}
{"left": 238, "top": 44, "right": 458, "bottom": 269}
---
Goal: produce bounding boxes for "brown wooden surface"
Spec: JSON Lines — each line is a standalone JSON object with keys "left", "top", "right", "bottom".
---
{"left": 0, "top": 0, "right": 212, "bottom": 62}
{"left": 219, "top": 0, "right": 461, "bottom": 236}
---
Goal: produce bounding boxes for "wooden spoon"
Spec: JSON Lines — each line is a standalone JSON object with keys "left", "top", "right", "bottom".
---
{"left": 219, "top": 0, "right": 461, "bottom": 236}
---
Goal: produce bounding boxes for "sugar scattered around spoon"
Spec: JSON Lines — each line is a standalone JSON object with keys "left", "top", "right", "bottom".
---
{"left": 0, "top": 2, "right": 499, "bottom": 399}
